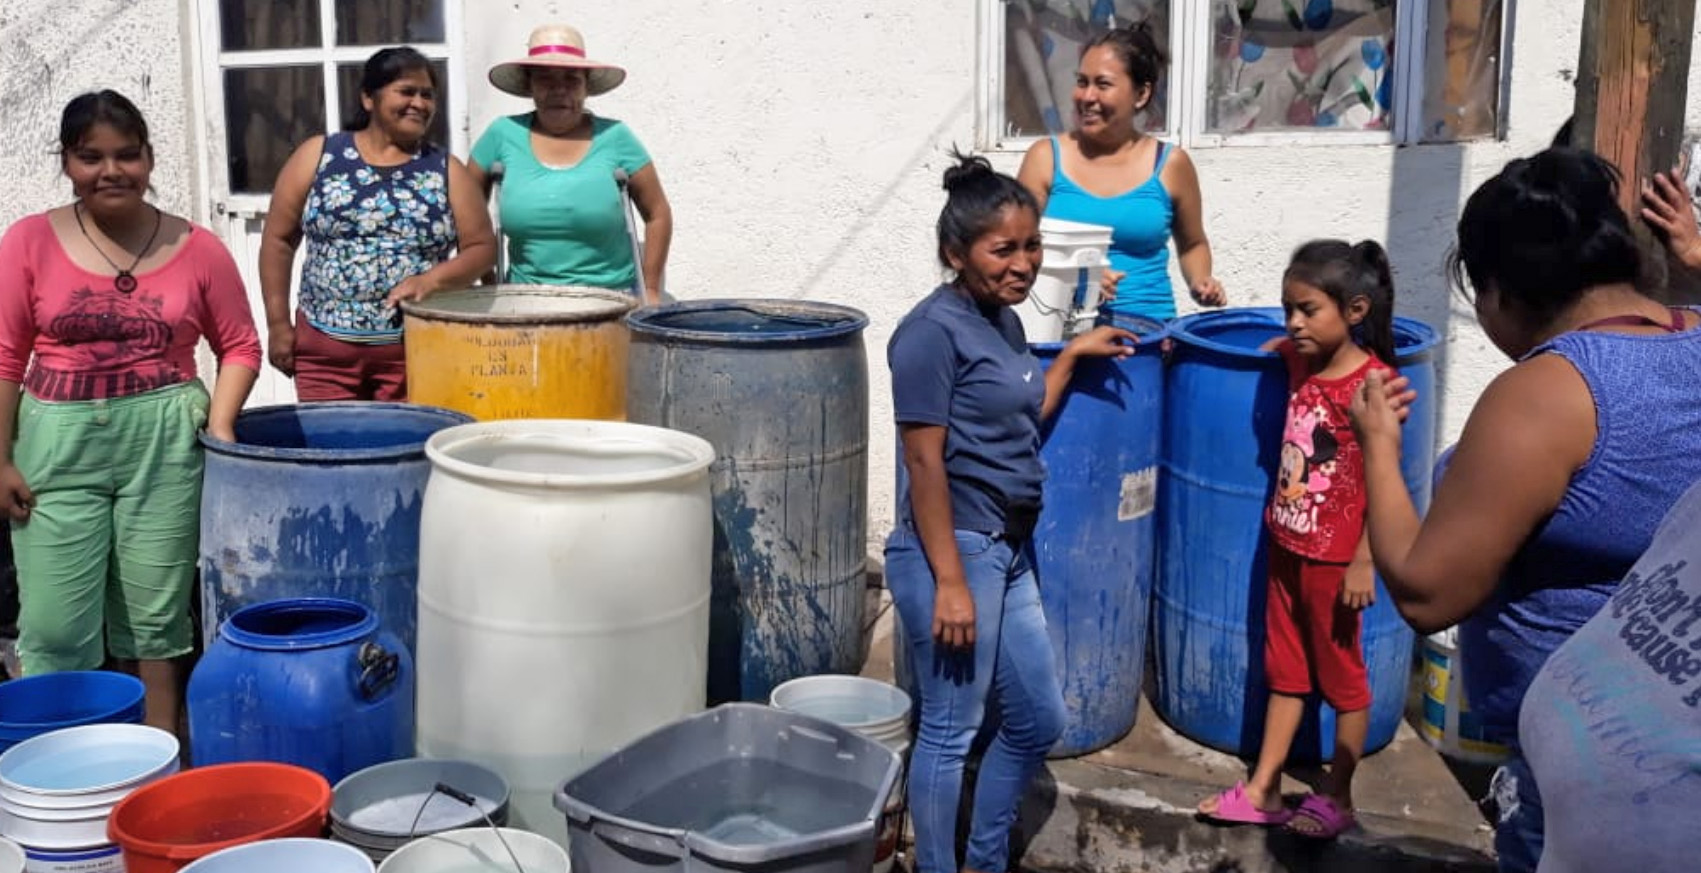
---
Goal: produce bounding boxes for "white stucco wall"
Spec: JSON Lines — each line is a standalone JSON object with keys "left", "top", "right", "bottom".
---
{"left": 4, "top": 0, "right": 1700, "bottom": 551}
{"left": 0, "top": 0, "right": 199, "bottom": 228}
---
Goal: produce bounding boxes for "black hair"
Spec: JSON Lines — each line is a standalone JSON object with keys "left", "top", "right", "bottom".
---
{"left": 1448, "top": 147, "right": 1641, "bottom": 326}
{"left": 58, "top": 90, "right": 151, "bottom": 158}
{"left": 1285, "top": 239, "right": 1399, "bottom": 364}
{"left": 1082, "top": 19, "right": 1168, "bottom": 92}
{"left": 344, "top": 46, "right": 437, "bottom": 131}
{"left": 1308, "top": 423, "right": 1339, "bottom": 465}
{"left": 1551, "top": 116, "right": 1575, "bottom": 149}
{"left": 936, "top": 148, "right": 1039, "bottom": 269}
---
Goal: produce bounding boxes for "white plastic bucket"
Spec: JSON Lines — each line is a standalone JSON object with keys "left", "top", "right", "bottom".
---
{"left": 180, "top": 838, "right": 375, "bottom": 872}
{"left": 417, "top": 420, "right": 716, "bottom": 847}
{"left": 18, "top": 842, "right": 122, "bottom": 873}
{"left": 769, "top": 676, "right": 913, "bottom": 873}
{"left": 1419, "top": 628, "right": 1510, "bottom": 765}
{"left": 376, "top": 827, "right": 568, "bottom": 873}
{"left": 0, "top": 724, "right": 180, "bottom": 809}
{"left": 1020, "top": 254, "right": 1108, "bottom": 344}
{"left": 1017, "top": 218, "right": 1113, "bottom": 343}
{"left": 1040, "top": 216, "right": 1113, "bottom": 252}
{"left": 0, "top": 724, "right": 179, "bottom": 850}
{"left": 0, "top": 837, "right": 20, "bottom": 873}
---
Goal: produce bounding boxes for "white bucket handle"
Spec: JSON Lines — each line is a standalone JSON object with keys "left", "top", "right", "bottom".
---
{"left": 1068, "top": 248, "right": 1104, "bottom": 267}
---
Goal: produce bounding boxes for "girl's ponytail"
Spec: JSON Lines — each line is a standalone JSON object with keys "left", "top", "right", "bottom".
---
{"left": 1353, "top": 240, "right": 1398, "bottom": 364}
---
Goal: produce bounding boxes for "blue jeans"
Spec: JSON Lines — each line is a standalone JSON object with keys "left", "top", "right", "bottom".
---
{"left": 886, "top": 527, "right": 1066, "bottom": 873}
{"left": 1490, "top": 753, "right": 1544, "bottom": 873}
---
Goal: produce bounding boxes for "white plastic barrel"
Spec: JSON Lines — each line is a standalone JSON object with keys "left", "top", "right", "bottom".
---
{"left": 416, "top": 420, "right": 716, "bottom": 847}
{"left": 769, "top": 676, "right": 912, "bottom": 873}
{"left": 1419, "top": 627, "right": 1510, "bottom": 765}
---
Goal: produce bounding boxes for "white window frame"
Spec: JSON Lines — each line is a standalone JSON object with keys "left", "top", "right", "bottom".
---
{"left": 978, "top": 0, "right": 1494, "bottom": 152}
{"left": 190, "top": 0, "right": 468, "bottom": 219}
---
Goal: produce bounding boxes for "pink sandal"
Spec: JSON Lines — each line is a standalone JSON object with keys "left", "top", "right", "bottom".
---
{"left": 1198, "top": 782, "right": 1293, "bottom": 826}
{"left": 1285, "top": 793, "right": 1356, "bottom": 839}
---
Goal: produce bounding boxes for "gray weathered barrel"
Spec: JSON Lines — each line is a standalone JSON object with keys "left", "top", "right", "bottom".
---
{"left": 626, "top": 300, "right": 870, "bottom": 704}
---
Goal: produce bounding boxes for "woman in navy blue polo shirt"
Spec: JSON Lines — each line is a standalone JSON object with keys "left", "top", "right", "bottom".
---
{"left": 886, "top": 152, "right": 1134, "bottom": 873}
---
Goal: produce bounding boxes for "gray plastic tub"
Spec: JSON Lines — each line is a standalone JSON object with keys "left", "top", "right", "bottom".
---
{"left": 554, "top": 702, "right": 901, "bottom": 873}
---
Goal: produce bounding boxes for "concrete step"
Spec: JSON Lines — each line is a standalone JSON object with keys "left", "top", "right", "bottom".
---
{"left": 858, "top": 574, "right": 1498, "bottom": 873}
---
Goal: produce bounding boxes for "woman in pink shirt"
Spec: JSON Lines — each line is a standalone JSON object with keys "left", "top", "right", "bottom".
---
{"left": 0, "top": 91, "right": 261, "bottom": 734}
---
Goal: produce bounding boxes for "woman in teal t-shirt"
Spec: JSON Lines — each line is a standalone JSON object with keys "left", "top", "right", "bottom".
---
{"left": 470, "top": 24, "right": 673, "bottom": 303}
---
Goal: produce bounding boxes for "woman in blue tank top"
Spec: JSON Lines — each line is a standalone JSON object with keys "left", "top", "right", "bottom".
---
{"left": 1016, "top": 21, "right": 1224, "bottom": 322}
{"left": 1351, "top": 148, "right": 1701, "bottom": 873}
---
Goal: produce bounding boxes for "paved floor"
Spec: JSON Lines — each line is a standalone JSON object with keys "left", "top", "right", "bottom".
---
{"left": 857, "top": 581, "right": 1499, "bottom": 872}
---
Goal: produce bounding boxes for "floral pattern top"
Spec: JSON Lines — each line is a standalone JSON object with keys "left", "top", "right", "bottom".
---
{"left": 299, "top": 132, "right": 456, "bottom": 343}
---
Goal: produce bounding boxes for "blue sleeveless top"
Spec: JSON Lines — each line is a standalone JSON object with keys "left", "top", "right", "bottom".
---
{"left": 1042, "top": 136, "right": 1176, "bottom": 321}
{"left": 299, "top": 132, "right": 456, "bottom": 344}
{"left": 1460, "top": 315, "right": 1701, "bottom": 745}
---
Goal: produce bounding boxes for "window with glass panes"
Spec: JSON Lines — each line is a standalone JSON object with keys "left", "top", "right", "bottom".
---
{"left": 987, "top": 0, "right": 1503, "bottom": 148}
{"left": 213, "top": 0, "right": 461, "bottom": 194}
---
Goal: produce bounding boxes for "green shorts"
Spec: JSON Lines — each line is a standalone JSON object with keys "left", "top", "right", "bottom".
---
{"left": 11, "top": 381, "right": 209, "bottom": 672}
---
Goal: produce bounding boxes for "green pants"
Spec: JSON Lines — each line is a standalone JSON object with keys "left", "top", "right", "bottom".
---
{"left": 11, "top": 381, "right": 209, "bottom": 673}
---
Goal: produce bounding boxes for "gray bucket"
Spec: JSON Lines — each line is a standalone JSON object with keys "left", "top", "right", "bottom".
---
{"left": 331, "top": 759, "right": 510, "bottom": 862}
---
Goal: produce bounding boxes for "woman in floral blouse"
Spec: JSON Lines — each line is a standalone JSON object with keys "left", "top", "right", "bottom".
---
{"left": 259, "top": 46, "right": 495, "bottom": 401}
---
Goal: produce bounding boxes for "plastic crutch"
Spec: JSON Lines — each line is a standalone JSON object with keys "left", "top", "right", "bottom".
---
{"left": 613, "top": 167, "right": 649, "bottom": 303}
{"left": 486, "top": 161, "right": 506, "bottom": 282}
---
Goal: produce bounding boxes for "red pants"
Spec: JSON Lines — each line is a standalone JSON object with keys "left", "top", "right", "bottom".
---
{"left": 293, "top": 318, "right": 407, "bottom": 402}
{"left": 1264, "top": 542, "right": 1371, "bottom": 712}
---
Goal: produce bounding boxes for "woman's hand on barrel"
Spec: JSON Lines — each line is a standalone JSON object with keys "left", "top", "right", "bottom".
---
{"left": 0, "top": 464, "right": 33, "bottom": 523}
{"left": 1098, "top": 267, "right": 1125, "bottom": 302}
{"left": 206, "top": 420, "right": 238, "bottom": 443}
{"left": 266, "top": 321, "right": 296, "bottom": 377}
{"left": 1066, "top": 325, "right": 1137, "bottom": 359}
{"left": 932, "top": 578, "right": 976, "bottom": 649}
{"left": 1350, "top": 369, "right": 1408, "bottom": 452}
{"left": 385, "top": 274, "right": 440, "bottom": 307}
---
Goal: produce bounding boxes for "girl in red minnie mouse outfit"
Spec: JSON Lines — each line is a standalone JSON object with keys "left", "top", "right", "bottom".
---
{"left": 1198, "top": 239, "right": 1399, "bottom": 840}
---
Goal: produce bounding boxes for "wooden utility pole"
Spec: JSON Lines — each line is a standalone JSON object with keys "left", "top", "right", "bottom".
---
{"left": 1571, "top": 0, "right": 1698, "bottom": 301}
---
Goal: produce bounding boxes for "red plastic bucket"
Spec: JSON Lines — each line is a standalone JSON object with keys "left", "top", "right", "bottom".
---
{"left": 107, "top": 763, "right": 331, "bottom": 873}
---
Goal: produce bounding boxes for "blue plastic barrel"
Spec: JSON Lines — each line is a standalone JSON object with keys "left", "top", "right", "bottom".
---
{"left": 199, "top": 403, "right": 472, "bottom": 656}
{"left": 626, "top": 300, "right": 870, "bottom": 704}
{"left": 1153, "top": 308, "right": 1438, "bottom": 762}
{"left": 1031, "top": 317, "right": 1166, "bottom": 757}
{"left": 187, "top": 597, "right": 414, "bottom": 783}
{"left": 0, "top": 670, "right": 145, "bottom": 752}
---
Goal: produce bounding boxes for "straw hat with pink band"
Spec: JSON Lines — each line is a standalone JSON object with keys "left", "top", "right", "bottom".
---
{"left": 488, "top": 24, "right": 627, "bottom": 97}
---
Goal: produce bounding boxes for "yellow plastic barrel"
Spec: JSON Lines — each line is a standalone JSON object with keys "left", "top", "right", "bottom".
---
{"left": 401, "top": 285, "right": 635, "bottom": 421}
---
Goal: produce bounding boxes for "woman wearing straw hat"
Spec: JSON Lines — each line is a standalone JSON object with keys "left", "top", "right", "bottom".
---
{"left": 470, "top": 24, "right": 673, "bottom": 304}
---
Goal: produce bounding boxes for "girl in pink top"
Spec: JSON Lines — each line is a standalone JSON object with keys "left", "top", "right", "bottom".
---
{"left": 0, "top": 91, "right": 260, "bottom": 736}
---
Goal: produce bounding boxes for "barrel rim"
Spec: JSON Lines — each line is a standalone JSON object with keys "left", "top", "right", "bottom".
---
{"left": 399, "top": 284, "right": 637, "bottom": 325}
{"left": 177, "top": 837, "right": 374, "bottom": 871}
{"left": 199, "top": 403, "right": 474, "bottom": 462}
{"left": 219, "top": 597, "right": 379, "bottom": 651}
{"left": 0, "top": 723, "right": 179, "bottom": 799}
{"left": 1169, "top": 307, "right": 1440, "bottom": 365}
{"left": 376, "top": 826, "right": 566, "bottom": 869}
{"left": 424, "top": 419, "right": 716, "bottom": 489}
{"left": 625, "top": 298, "right": 870, "bottom": 344}
{"left": 1029, "top": 313, "right": 1168, "bottom": 354}
{"left": 0, "top": 671, "right": 145, "bottom": 733}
